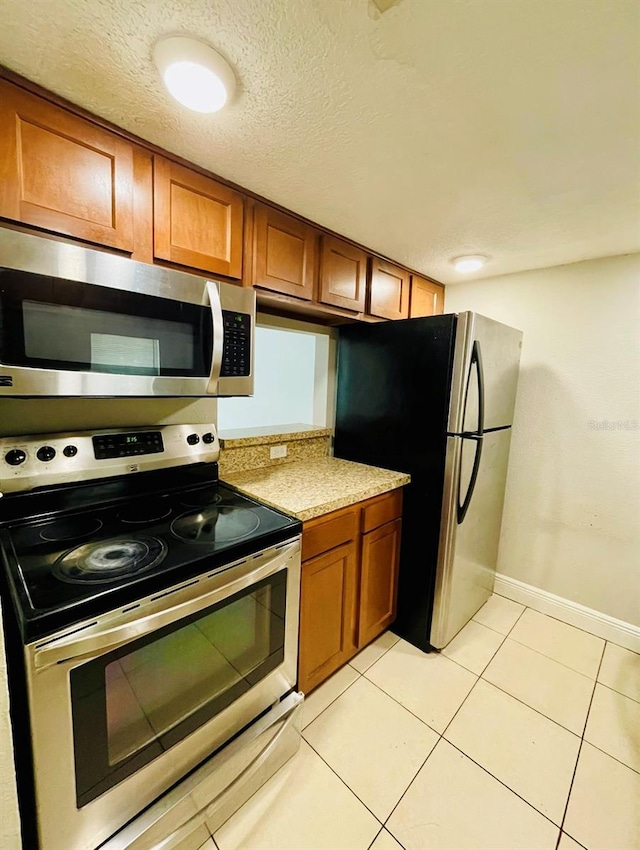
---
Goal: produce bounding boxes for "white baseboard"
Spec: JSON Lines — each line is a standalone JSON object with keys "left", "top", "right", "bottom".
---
{"left": 494, "top": 573, "right": 640, "bottom": 654}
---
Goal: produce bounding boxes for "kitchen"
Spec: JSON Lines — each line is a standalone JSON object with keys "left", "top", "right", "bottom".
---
{"left": 0, "top": 2, "right": 639, "bottom": 850}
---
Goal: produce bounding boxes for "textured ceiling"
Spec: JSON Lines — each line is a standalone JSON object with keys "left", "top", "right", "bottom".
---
{"left": 0, "top": 0, "right": 638, "bottom": 283}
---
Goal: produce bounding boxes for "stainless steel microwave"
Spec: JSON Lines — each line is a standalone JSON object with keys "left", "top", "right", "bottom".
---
{"left": 0, "top": 229, "right": 255, "bottom": 397}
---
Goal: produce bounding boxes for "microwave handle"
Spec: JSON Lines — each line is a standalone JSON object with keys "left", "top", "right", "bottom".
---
{"left": 205, "top": 281, "right": 224, "bottom": 394}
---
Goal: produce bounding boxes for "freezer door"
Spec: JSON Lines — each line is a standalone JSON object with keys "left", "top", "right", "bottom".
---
{"left": 430, "top": 428, "right": 513, "bottom": 649}
{"left": 448, "top": 313, "right": 523, "bottom": 434}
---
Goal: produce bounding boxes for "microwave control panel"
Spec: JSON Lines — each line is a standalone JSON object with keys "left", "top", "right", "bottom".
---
{"left": 221, "top": 311, "right": 251, "bottom": 377}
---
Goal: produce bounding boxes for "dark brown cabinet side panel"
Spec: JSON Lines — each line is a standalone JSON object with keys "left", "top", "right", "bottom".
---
{"left": 0, "top": 79, "right": 134, "bottom": 251}
{"left": 410, "top": 275, "right": 445, "bottom": 317}
{"left": 358, "top": 518, "right": 402, "bottom": 647}
{"left": 252, "top": 203, "right": 317, "bottom": 300}
{"left": 369, "top": 258, "right": 410, "bottom": 320}
{"left": 318, "top": 235, "right": 368, "bottom": 312}
{"left": 153, "top": 156, "right": 243, "bottom": 278}
{"left": 298, "top": 541, "right": 359, "bottom": 694}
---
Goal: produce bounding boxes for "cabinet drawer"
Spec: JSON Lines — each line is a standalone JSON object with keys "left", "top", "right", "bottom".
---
{"left": 302, "top": 505, "right": 360, "bottom": 562}
{"left": 362, "top": 489, "right": 403, "bottom": 534}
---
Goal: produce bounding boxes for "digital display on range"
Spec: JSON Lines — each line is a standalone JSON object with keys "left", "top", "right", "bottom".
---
{"left": 92, "top": 431, "right": 163, "bottom": 460}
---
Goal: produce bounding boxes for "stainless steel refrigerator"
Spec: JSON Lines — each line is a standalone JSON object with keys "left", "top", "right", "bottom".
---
{"left": 334, "top": 312, "right": 523, "bottom": 651}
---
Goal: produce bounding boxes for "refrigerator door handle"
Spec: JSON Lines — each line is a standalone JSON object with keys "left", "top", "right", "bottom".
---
{"left": 457, "top": 341, "right": 485, "bottom": 523}
{"left": 461, "top": 340, "right": 485, "bottom": 437}
{"left": 457, "top": 434, "right": 483, "bottom": 523}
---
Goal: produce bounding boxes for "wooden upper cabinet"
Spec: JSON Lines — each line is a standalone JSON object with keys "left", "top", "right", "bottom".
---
{"left": 369, "top": 258, "right": 410, "bottom": 320}
{"left": 0, "top": 79, "right": 134, "bottom": 251}
{"left": 153, "top": 157, "right": 243, "bottom": 278}
{"left": 318, "top": 235, "right": 368, "bottom": 313}
{"left": 252, "top": 203, "right": 317, "bottom": 300}
{"left": 410, "top": 275, "right": 445, "bottom": 317}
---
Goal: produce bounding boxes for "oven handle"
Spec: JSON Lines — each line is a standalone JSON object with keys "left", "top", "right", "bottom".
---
{"left": 205, "top": 280, "right": 224, "bottom": 394}
{"left": 33, "top": 542, "right": 298, "bottom": 670}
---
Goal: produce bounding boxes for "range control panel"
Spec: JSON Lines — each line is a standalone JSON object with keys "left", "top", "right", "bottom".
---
{"left": 93, "top": 431, "right": 164, "bottom": 460}
{"left": 0, "top": 424, "right": 220, "bottom": 494}
{"left": 221, "top": 311, "right": 251, "bottom": 377}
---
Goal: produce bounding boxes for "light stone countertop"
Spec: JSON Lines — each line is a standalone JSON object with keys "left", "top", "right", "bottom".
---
{"left": 223, "top": 457, "right": 410, "bottom": 521}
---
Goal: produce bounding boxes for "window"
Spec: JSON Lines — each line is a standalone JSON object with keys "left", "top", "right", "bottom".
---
{"left": 218, "top": 315, "right": 336, "bottom": 430}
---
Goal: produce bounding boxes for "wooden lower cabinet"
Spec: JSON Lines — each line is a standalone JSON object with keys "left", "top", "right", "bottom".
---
{"left": 297, "top": 541, "right": 359, "bottom": 694}
{"left": 358, "top": 518, "right": 401, "bottom": 646}
{"left": 297, "top": 490, "right": 403, "bottom": 694}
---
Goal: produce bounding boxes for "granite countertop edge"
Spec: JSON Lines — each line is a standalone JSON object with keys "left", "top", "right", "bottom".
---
{"left": 222, "top": 457, "right": 410, "bottom": 522}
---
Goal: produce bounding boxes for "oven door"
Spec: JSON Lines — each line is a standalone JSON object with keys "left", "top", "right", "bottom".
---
{"left": 24, "top": 538, "right": 300, "bottom": 850}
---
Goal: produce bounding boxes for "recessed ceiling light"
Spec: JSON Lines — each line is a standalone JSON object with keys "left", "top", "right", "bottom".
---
{"left": 153, "top": 36, "right": 236, "bottom": 113}
{"left": 452, "top": 255, "right": 487, "bottom": 273}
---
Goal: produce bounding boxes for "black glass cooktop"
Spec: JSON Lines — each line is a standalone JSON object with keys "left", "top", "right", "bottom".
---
{"left": 0, "top": 465, "right": 300, "bottom": 641}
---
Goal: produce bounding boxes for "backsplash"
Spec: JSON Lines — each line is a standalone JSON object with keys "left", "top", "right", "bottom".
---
{"left": 218, "top": 425, "right": 331, "bottom": 476}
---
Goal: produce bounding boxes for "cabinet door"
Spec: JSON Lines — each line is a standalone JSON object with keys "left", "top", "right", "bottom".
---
{"left": 252, "top": 204, "right": 317, "bottom": 300}
{"left": 0, "top": 80, "right": 134, "bottom": 251}
{"left": 153, "top": 157, "right": 243, "bottom": 278}
{"left": 410, "top": 275, "right": 444, "bottom": 317}
{"left": 318, "top": 235, "right": 368, "bottom": 312}
{"left": 358, "top": 519, "right": 401, "bottom": 647}
{"left": 298, "top": 542, "right": 358, "bottom": 693}
{"left": 369, "top": 258, "right": 410, "bottom": 320}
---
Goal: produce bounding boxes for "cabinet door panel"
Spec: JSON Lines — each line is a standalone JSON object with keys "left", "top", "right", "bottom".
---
{"left": 298, "top": 542, "right": 358, "bottom": 693}
{"left": 153, "top": 157, "right": 243, "bottom": 277}
{"left": 410, "top": 275, "right": 444, "bottom": 317}
{"left": 358, "top": 519, "right": 401, "bottom": 647}
{"left": 0, "top": 80, "right": 133, "bottom": 250}
{"left": 369, "top": 258, "right": 410, "bottom": 320}
{"left": 252, "top": 204, "right": 317, "bottom": 300}
{"left": 319, "top": 235, "right": 368, "bottom": 312}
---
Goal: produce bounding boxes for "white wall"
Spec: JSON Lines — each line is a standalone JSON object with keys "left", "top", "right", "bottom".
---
{"left": 218, "top": 315, "right": 337, "bottom": 431}
{"left": 445, "top": 254, "right": 640, "bottom": 626}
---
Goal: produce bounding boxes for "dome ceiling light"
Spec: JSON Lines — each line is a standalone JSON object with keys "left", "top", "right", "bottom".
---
{"left": 452, "top": 255, "right": 488, "bottom": 273}
{"left": 153, "top": 36, "right": 236, "bottom": 113}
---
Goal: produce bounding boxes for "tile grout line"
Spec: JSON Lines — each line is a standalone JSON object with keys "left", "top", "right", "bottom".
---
{"left": 594, "top": 677, "right": 640, "bottom": 707}
{"left": 444, "top": 738, "right": 565, "bottom": 833}
{"left": 475, "top": 676, "right": 587, "bottom": 738}
{"left": 302, "top": 735, "right": 389, "bottom": 828}
{"left": 555, "top": 637, "right": 608, "bottom": 849}
{"left": 302, "top": 633, "right": 400, "bottom": 733}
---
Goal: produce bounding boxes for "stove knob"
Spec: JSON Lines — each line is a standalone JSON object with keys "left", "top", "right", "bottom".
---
{"left": 202, "top": 432, "right": 215, "bottom": 444}
{"left": 36, "top": 446, "right": 56, "bottom": 462}
{"left": 5, "top": 449, "right": 26, "bottom": 466}
{"left": 186, "top": 433, "right": 200, "bottom": 446}
{"left": 63, "top": 445, "right": 78, "bottom": 458}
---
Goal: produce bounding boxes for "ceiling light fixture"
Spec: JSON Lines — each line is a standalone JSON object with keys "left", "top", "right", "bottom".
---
{"left": 153, "top": 36, "right": 236, "bottom": 113}
{"left": 452, "top": 255, "right": 487, "bottom": 273}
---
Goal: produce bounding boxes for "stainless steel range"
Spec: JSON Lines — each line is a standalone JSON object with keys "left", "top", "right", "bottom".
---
{"left": 0, "top": 424, "right": 303, "bottom": 850}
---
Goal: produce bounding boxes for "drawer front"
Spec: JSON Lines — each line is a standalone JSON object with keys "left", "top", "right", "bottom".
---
{"left": 362, "top": 489, "right": 403, "bottom": 534}
{"left": 302, "top": 506, "right": 360, "bottom": 562}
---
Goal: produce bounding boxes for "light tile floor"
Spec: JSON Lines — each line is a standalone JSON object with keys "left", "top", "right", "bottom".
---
{"left": 202, "top": 595, "right": 640, "bottom": 850}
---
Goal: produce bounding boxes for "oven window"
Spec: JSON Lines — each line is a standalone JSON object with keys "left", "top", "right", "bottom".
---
{"left": 70, "top": 571, "right": 286, "bottom": 807}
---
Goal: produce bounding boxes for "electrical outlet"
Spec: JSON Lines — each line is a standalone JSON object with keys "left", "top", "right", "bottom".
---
{"left": 269, "top": 444, "right": 287, "bottom": 459}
